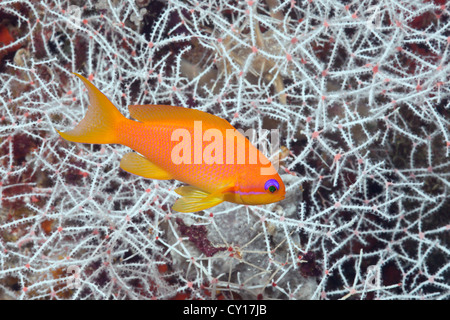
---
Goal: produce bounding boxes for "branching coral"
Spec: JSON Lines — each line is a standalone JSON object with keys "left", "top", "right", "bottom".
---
{"left": 0, "top": 0, "right": 449, "bottom": 300}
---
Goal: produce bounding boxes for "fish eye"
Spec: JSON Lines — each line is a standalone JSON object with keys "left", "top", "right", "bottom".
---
{"left": 264, "top": 179, "right": 279, "bottom": 193}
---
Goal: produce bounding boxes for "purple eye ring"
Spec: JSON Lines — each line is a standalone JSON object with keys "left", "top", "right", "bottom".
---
{"left": 264, "top": 179, "right": 280, "bottom": 193}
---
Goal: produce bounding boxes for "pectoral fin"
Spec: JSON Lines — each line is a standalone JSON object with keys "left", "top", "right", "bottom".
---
{"left": 120, "top": 152, "right": 172, "bottom": 180}
{"left": 175, "top": 186, "right": 210, "bottom": 198}
{"left": 172, "top": 185, "right": 231, "bottom": 213}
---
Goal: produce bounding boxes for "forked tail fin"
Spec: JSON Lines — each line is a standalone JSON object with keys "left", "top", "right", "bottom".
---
{"left": 57, "top": 73, "right": 125, "bottom": 144}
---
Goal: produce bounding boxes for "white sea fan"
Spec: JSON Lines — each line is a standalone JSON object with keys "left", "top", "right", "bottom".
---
{"left": 0, "top": 0, "right": 448, "bottom": 300}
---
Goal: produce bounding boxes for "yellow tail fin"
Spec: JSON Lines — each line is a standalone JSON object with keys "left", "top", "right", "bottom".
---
{"left": 57, "top": 73, "right": 124, "bottom": 144}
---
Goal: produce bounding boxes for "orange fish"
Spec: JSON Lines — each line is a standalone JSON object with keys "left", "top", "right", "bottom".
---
{"left": 58, "top": 73, "right": 285, "bottom": 212}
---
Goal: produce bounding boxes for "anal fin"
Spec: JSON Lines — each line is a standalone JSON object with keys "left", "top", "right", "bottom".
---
{"left": 120, "top": 152, "right": 172, "bottom": 180}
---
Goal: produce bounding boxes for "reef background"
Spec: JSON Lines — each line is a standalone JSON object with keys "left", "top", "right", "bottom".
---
{"left": 0, "top": 0, "right": 448, "bottom": 299}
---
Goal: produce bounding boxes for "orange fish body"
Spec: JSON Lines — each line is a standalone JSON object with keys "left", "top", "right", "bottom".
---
{"left": 58, "top": 74, "right": 285, "bottom": 212}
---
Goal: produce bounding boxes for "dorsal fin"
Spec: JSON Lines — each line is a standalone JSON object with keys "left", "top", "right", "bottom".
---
{"left": 128, "top": 105, "right": 233, "bottom": 129}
